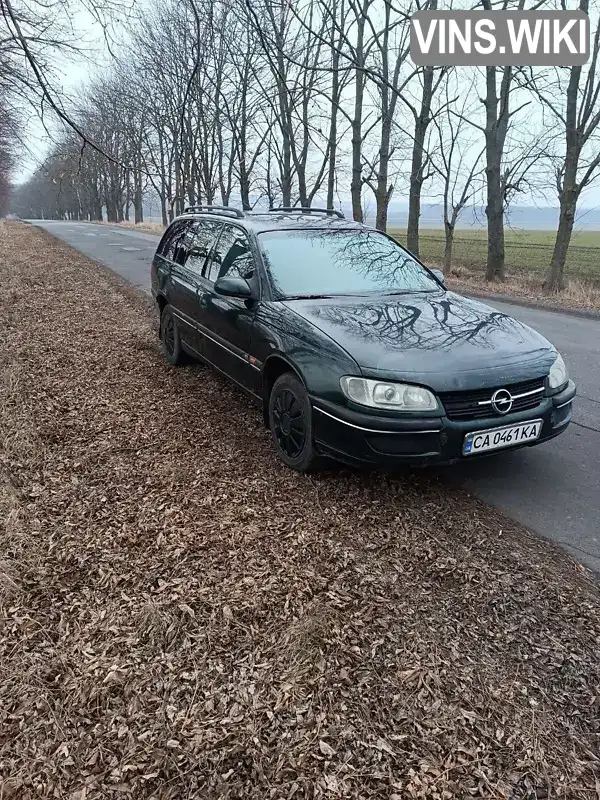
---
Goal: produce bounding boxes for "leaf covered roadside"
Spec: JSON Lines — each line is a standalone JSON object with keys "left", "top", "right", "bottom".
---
{"left": 0, "top": 221, "right": 599, "bottom": 800}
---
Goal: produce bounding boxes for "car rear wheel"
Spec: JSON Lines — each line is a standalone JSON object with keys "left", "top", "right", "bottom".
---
{"left": 268, "top": 372, "right": 322, "bottom": 472}
{"left": 160, "top": 305, "right": 185, "bottom": 366}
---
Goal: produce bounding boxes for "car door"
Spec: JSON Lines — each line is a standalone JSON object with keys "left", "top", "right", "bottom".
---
{"left": 169, "top": 218, "right": 222, "bottom": 355}
{"left": 197, "top": 224, "right": 259, "bottom": 394}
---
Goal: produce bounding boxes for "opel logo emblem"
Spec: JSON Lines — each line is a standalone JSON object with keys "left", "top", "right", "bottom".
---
{"left": 491, "top": 388, "right": 513, "bottom": 415}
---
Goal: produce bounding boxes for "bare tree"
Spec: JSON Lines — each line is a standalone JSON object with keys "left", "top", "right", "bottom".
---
{"left": 431, "top": 75, "right": 485, "bottom": 275}
{"left": 480, "top": 0, "right": 537, "bottom": 281}
{"left": 210, "top": 11, "right": 267, "bottom": 210}
{"left": 324, "top": 0, "right": 348, "bottom": 210}
{"left": 0, "top": 94, "right": 18, "bottom": 215}
{"left": 454, "top": 61, "right": 529, "bottom": 282}
{"left": 528, "top": 2, "right": 600, "bottom": 291}
{"left": 361, "top": 0, "right": 413, "bottom": 230}
{"left": 403, "top": 63, "right": 449, "bottom": 254}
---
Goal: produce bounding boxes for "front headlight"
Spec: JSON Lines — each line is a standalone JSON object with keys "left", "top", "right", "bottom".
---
{"left": 340, "top": 376, "right": 438, "bottom": 411}
{"left": 548, "top": 353, "right": 568, "bottom": 390}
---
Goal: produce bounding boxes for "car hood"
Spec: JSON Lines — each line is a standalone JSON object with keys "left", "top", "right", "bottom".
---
{"left": 284, "top": 291, "right": 556, "bottom": 392}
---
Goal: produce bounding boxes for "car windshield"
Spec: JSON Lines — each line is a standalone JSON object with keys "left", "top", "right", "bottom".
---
{"left": 258, "top": 228, "right": 440, "bottom": 298}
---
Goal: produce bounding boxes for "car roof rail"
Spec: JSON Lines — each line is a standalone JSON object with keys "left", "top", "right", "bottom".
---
{"left": 183, "top": 205, "right": 244, "bottom": 219}
{"left": 268, "top": 206, "right": 345, "bottom": 219}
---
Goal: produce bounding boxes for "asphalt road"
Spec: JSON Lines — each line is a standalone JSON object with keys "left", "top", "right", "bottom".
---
{"left": 31, "top": 219, "right": 600, "bottom": 571}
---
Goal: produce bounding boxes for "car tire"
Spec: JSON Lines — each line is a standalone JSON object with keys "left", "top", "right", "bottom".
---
{"left": 268, "top": 372, "right": 322, "bottom": 472}
{"left": 160, "top": 305, "right": 185, "bottom": 366}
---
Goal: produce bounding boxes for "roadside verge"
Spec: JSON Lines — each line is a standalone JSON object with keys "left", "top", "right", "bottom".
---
{"left": 452, "top": 283, "right": 600, "bottom": 320}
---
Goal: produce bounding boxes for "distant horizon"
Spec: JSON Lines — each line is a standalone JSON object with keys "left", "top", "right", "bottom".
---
{"left": 21, "top": 193, "right": 600, "bottom": 230}
{"left": 136, "top": 196, "right": 600, "bottom": 231}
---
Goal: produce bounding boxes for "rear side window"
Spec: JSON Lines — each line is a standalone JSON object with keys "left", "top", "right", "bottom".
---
{"left": 207, "top": 224, "right": 255, "bottom": 283}
{"left": 158, "top": 220, "right": 190, "bottom": 263}
{"left": 184, "top": 220, "right": 223, "bottom": 277}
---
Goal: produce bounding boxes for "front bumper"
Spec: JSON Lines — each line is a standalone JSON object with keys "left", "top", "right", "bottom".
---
{"left": 311, "top": 380, "right": 576, "bottom": 467}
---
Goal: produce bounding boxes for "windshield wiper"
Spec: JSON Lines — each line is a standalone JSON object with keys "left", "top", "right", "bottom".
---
{"left": 282, "top": 294, "right": 335, "bottom": 300}
{"left": 385, "top": 289, "right": 437, "bottom": 296}
{"left": 282, "top": 292, "right": 375, "bottom": 300}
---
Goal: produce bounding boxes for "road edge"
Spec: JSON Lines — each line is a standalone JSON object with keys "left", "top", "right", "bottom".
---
{"left": 458, "top": 288, "right": 600, "bottom": 320}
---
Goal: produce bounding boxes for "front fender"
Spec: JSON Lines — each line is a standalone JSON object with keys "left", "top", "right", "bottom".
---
{"left": 254, "top": 303, "right": 360, "bottom": 405}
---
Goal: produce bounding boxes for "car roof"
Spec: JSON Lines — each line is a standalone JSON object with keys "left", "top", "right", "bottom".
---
{"left": 175, "top": 208, "right": 368, "bottom": 235}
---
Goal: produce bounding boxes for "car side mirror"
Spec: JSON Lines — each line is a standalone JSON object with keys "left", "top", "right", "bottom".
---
{"left": 431, "top": 268, "right": 446, "bottom": 286}
{"left": 214, "top": 276, "right": 252, "bottom": 298}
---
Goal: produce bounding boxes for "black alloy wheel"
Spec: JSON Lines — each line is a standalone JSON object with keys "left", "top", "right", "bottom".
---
{"left": 163, "top": 316, "right": 175, "bottom": 354}
{"left": 160, "top": 305, "right": 185, "bottom": 365}
{"left": 268, "top": 372, "right": 322, "bottom": 472}
{"left": 272, "top": 388, "right": 306, "bottom": 458}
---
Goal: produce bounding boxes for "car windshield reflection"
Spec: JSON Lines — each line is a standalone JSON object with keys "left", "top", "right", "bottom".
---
{"left": 258, "top": 229, "right": 441, "bottom": 298}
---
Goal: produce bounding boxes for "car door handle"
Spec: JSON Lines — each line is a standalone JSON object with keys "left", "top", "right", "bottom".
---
{"left": 197, "top": 292, "right": 209, "bottom": 308}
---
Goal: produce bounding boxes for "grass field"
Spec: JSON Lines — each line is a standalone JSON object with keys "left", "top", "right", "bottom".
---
{"left": 389, "top": 227, "right": 600, "bottom": 280}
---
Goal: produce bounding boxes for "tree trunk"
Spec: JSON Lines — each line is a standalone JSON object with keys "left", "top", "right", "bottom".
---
{"left": 443, "top": 222, "right": 454, "bottom": 275}
{"left": 406, "top": 66, "right": 435, "bottom": 256}
{"left": 105, "top": 178, "right": 118, "bottom": 222}
{"left": 485, "top": 153, "right": 505, "bottom": 281}
{"left": 374, "top": 7, "right": 391, "bottom": 232}
{"left": 375, "top": 181, "right": 392, "bottom": 231}
{"left": 545, "top": 61, "right": 582, "bottom": 292}
{"left": 174, "top": 155, "right": 182, "bottom": 216}
{"left": 350, "top": 8, "right": 366, "bottom": 222}
{"left": 546, "top": 193, "right": 576, "bottom": 292}
{"left": 92, "top": 188, "right": 102, "bottom": 221}
{"left": 350, "top": 75, "right": 365, "bottom": 222}
{"left": 274, "top": 20, "right": 293, "bottom": 206}
{"left": 124, "top": 177, "right": 131, "bottom": 221}
{"left": 280, "top": 127, "right": 293, "bottom": 206}
{"left": 326, "top": 51, "right": 339, "bottom": 210}
{"left": 375, "top": 114, "right": 392, "bottom": 231}
{"left": 406, "top": 129, "right": 424, "bottom": 255}
{"left": 134, "top": 171, "right": 143, "bottom": 224}
{"left": 240, "top": 170, "right": 251, "bottom": 211}
{"left": 484, "top": 66, "right": 508, "bottom": 282}
{"left": 296, "top": 160, "right": 308, "bottom": 207}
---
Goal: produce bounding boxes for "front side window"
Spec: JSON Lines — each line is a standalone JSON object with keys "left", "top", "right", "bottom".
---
{"left": 184, "top": 220, "right": 223, "bottom": 277}
{"left": 159, "top": 220, "right": 190, "bottom": 263}
{"left": 207, "top": 225, "right": 255, "bottom": 283}
{"left": 258, "top": 229, "right": 440, "bottom": 298}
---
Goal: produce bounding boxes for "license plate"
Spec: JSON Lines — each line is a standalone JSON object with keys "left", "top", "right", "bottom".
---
{"left": 463, "top": 419, "right": 543, "bottom": 456}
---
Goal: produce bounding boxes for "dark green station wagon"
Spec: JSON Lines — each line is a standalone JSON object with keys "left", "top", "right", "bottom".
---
{"left": 150, "top": 206, "right": 576, "bottom": 472}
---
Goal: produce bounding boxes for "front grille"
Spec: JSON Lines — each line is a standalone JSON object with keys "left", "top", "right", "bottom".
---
{"left": 440, "top": 378, "right": 546, "bottom": 421}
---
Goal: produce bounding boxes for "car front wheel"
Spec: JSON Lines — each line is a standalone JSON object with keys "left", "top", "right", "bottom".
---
{"left": 268, "top": 372, "right": 322, "bottom": 472}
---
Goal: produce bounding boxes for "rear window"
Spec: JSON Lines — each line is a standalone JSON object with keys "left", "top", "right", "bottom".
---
{"left": 158, "top": 220, "right": 190, "bottom": 262}
{"left": 184, "top": 220, "right": 223, "bottom": 277}
{"left": 258, "top": 229, "right": 439, "bottom": 298}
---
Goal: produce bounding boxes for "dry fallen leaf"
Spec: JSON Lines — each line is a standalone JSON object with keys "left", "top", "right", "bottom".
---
{"left": 319, "top": 740, "right": 336, "bottom": 758}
